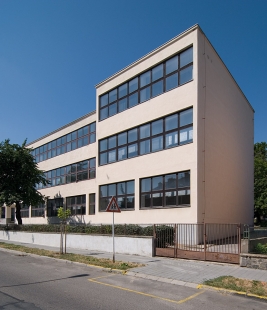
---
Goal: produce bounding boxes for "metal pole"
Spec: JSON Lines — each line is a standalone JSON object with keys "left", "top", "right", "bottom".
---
{"left": 112, "top": 212, "right": 115, "bottom": 263}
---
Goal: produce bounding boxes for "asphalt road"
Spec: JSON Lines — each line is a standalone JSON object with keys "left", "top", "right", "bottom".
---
{"left": 0, "top": 249, "right": 266, "bottom": 310}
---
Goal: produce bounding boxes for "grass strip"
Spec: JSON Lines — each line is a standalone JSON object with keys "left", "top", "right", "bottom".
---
{"left": 0, "top": 242, "right": 143, "bottom": 270}
{"left": 203, "top": 276, "right": 267, "bottom": 297}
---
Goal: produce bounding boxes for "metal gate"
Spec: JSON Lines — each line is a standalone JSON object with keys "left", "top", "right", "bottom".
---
{"left": 154, "top": 223, "right": 241, "bottom": 264}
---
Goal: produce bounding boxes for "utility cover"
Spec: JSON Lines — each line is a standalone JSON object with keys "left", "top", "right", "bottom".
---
{"left": 106, "top": 196, "right": 121, "bottom": 213}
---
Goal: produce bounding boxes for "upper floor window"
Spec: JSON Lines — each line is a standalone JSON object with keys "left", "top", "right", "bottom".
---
{"left": 31, "top": 122, "right": 96, "bottom": 163}
{"left": 36, "top": 158, "right": 96, "bottom": 190}
{"left": 99, "top": 108, "right": 193, "bottom": 166}
{"left": 99, "top": 47, "right": 193, "bottom": 121}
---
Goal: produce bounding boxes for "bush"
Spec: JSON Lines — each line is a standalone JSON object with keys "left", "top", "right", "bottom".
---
{"left": 254, "top": 243, "right": 267, "bottom": 254}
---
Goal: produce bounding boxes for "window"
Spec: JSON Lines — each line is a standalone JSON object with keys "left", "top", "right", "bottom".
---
{"left": 89, "top": 194, "right": 95, "bottom": 215}
{"left": 99, "top": 108, "right": 193, "bottom": 165}
{"left": 99, "top": 47, "right": 193, "bottom": 120}
{"left": 99, "top": 180, "right": 135, "bottom": 211}
{"left": 36, "top": 158, "right": 96, "bottom": 190}
{"left": 47, "top": 199, "right": 61, "bottom": 217}
{"left": 1, "top": 207, "right": 5, "bottom": 219}
{"left": 21, "top": 204, "right": 29, "bottom": 218}
{"left": 33, "top": 122, "right": 96, "bottom": 163}
{"left": 31, "top": 203, "right": 45, "bottom": 217}
{"left": 140, "top": 171, "right": 190, "bottom": 208}
{"left": 66, "top": 195, "right": 86, "bottom": 215}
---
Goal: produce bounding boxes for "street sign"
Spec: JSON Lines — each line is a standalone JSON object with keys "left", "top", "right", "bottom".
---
{"left": 106, "top": 196, "right": 121, "bottom": 213}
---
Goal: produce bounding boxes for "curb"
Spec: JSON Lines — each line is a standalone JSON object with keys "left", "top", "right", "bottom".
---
{"left": 197, "top": 284, "right": 267, "bottom": 301}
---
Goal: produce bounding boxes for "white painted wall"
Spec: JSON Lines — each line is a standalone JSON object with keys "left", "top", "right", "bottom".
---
{"left": 0, "top": 231, "right": 153, "bottom": 257}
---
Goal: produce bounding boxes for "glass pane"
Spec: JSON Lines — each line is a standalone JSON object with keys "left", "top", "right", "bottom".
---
{"left": 141, "top": 194, "right": 151, "bottom": 208}
{"left": 43, "top": 144, "right": 48, "bottom": 152}
{"left": 152, "top": 119, "right": 163, "bottom": 135}
{"left": 71, "top": 131, "right": 77, "bottom": 140}
{"left": 118, "top": 98, "right": 127, "bottom": 112}
{"left": 128, "top": 143, "right": 138, "bottom": 158}
{"left": 151, "top": 136, "right": 163, "bottom": 152}
{"left": 100, "top": 185, "right": 107, "bottom": 197}
{"left": 180, "top": 108, "right": 193, "bottom": 126}
{"left": 178, "top": 189, "right": 190, "bottom": 205}
{"left": 180, "top": 65, "right": 193, "bottom": 85}
{"left": 77, "top": 138, "right": 83, "bottom": 148}
{"left": 117, "top": 182, "right": 126, "bottom": 195}
{"left": 48, "top": 142, "right": 52, "bottom": 150}
{"left": 165, "top": 131, "right": 178, "bottom": 148}
{"left": 108, "top": 150, "right": 116, "bottom": 163}
{"left": 89, "top": 133, "right": 95, "bottom": 144}
{"left": 100, "top": 94, "right": 108, "bottom": 107}
{"left": 152, "top": 176, "right": 163, "bottom": 191}
{"left": 109, "top": 102, "right": 117, "bottom": 116}
{"left": 89, "top": 158, "right": 96, "bottom": 167}
{"left": 165, "top": 114, "right": 178, "bottom": 131}
{"left": 117, "top": 197, "right": 126, "bottom": 209}
{"left": 140, "top": 124, "right": 150, "bottom": 139}
{"left": 100, "top": 152, "right": 107, "bottom": 165}
{"left": 140, "top": 139, "right": 150, "bottom": 155}
{"left": 90, "top": 122, "right": 96, "bottom": 132}
{"left": 178, "top": 171, "right": 190, "bottom": 187}
{"left": 166, "top": 55, "right": 178, "bottom": 74}
{"left": 165, "top": 174, "right": 176, "bottom": 189}
{"left": 56, "top": 147, "right": 61, "bottom": 156}
{"left": 108, "top": 136, "right": 116, "bottom": 149}
{"left": 129, "top": 77, "right": 138, "bottom": 93}
{"left": 166, "top": 72, "right": 178, "bottom": 91}
{"left": 56, "top": 138, "right": 62, "bottom": 146}
{"left": 51, "top": 140, "right": 57, "bottom": 148}
{"left": 100, "top": 139, "right": 107, "bottom": 151}
{"left": 152, "top": 64, "right": 163, "bottom": 81}
{"left": 78, "top": 128, "right": 83, "bottom": 138}
{"left": 118, "top": 146, "right": 127, "bottom": 160}
{"left": 109, "top": 89, "right": 117, "bottom": 103}
{"left": 128, "top": 128, "right": 137, "bottom": 143}
{"left": 152, "top": 193, "right": 163, "bottom": 207}
{"left": 71, "top": 141, "right": 77, "bottom": 150}
{"left": 83, "top": 125, "right": 89, "bottom": 135}
{"left": 152, "top": 80, "right": 163, "bottom": 97}
{"left": 89, "top": 169, "right": 96, "bottom": 179}
{"left": 60, "top": 167, "right": 65, "bottom": 175}
{"left": 180, "top": 47, "right": 193, "bottom": 68}
{"left": 67, "top": 134, "right": 71, "bottom": 143}
{"left": 140, "top": 71, "right": 151, "bottom": 87}
{"left": 126, "top": 196, "right": 134, "bottom": 209}
{"left": 81, "top": 160, "right": 88, "bottom": 170}
{"left": 83, "top": 136, "right": 89, "bottom": 145}
{"left": 118, "top": 132, "right": 127, "bottom": 146}
{"left": 127, "top": 181, "right": 134, "bottom": 194}
{"left": 129, "top": 92, "right": 138, "bottom": 108}
{"left": 165, "top": 191, "right": 177, "bottom": 206}
{"left": 179, "top": 126, "right": 193, "bottom": 144}
{"left": 118, "top": 83, "right": 127, "bottom": 98}
{"left": 100, "top": 107, "right": 108, "bottom": 120}
{"left": 140, "top": 86, "right": 150, "bottom": 103}
{"left": 89, "top": 193, "right": 95, "bottom": 204}
{"left": 66, "top": 143, "right": 71, "bottom": 152}
{"left": 108, "top": 184, "right": 116, "bottom": 196}
{"left": 141, "top": 178, "right": 151, "bottom": 192}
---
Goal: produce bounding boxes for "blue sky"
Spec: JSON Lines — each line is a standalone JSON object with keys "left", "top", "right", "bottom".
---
{"left": 0, "top": 0, "right": 266, "bottom": 145}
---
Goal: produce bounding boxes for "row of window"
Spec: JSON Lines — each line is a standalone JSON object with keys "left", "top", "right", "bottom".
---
{"left": 99, "top": 108, "right": 193, "bottom": 165}
{"left": 36, "top": 158, "right": 96, "bottom": 190}
{"left": 16, "top": 170, "right": 190, "bottom": 218}
{"left": 99, "top": 47, "right": 193, "bottom": 121}
{"left": 32, "top": 122, "right": 96, "bottom": 163}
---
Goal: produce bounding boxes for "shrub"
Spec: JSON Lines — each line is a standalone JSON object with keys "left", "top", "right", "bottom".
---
{"left": 254, "top": 243, "right": 267, "bottom": 254}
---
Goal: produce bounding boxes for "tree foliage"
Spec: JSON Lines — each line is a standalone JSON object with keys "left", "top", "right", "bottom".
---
{"left": 0, "top": 139, "right": 48, "bottom": 224}
{"left": 254, "top": 142, "right": 267, "bottom": 222}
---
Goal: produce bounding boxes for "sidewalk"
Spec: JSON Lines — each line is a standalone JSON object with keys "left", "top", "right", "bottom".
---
{"left": 1, "top": 240, "right": 267, "bottom": 288}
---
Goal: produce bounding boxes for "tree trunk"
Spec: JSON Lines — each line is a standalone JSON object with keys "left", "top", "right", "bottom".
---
{"left": 15, "top": 201, "right": 22, "bottom": 225}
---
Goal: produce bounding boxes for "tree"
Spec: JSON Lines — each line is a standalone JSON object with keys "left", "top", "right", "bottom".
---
{"left": 254, "top": 142, "right": 267, "bottom": 223}
{"left": 0, "top": 139, "right": 48, "bottom": 224}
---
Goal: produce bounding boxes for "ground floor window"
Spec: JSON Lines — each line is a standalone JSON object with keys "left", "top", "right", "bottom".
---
{"left": 140, "top": 171, "right": 190, "bottom": 208}
{"left": 47, "top": 198, "right": 63, "bottom": 217}
{"left": 1, "top": 207, "right": 5, "bottom": 219}
{"left": 66, "top": 195, "right": 86, "bottom": 215}
{"left": 99, "top": 180, "right": 135, "bottom": 211}
{"left": 89, "top": 194, "right": 95, "bottom": 215}
{"left": 31, "top": 203, "right": 45, "bottom": 217}
{"left": 21, "top": 204, "right": 29, "bottom": 218}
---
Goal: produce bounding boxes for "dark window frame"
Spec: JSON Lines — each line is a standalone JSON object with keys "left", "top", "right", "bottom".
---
{"left": 89, "top": 193, "right": 95, "bottom": 215}
{"left": 99, "top": 108, "right": 193, "bottom": 166}
{"left": 66, "top": 195, "right": 86, "bottom": 216}
{"left": 140, "top": 171, "right": 190, "bottom": 209}
{"left": 99, "top": 46, "right": 193, "bottom": 121}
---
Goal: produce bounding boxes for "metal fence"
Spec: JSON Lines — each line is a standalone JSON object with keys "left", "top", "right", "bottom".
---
{"left": 153, "top": 223, "right": 241, "bottom": 264}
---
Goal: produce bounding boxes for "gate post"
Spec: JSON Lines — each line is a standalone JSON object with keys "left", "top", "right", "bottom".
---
{"left": 153, "top": 224, "right": 156, "bottom": 256}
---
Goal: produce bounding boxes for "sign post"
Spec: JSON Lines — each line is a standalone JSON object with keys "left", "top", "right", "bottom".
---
{"left": 106, "top": 196, "right": 121, "bottom": 262}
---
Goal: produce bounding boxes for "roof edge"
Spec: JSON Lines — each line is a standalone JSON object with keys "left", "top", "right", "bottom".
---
{"left": 27, "top": 110, "right": 96, "bottom": 147}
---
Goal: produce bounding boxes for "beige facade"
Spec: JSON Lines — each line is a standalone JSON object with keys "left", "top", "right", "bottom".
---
{"left": 7, "top": 24, "right": 253, "bottom": 226}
